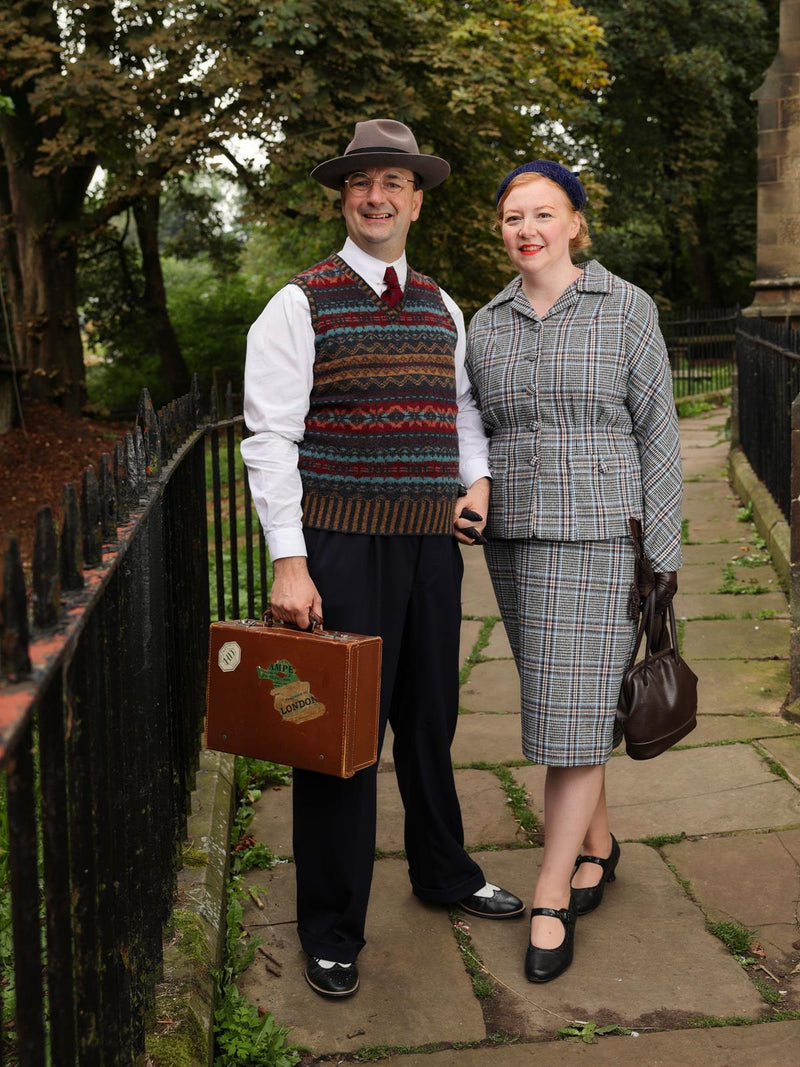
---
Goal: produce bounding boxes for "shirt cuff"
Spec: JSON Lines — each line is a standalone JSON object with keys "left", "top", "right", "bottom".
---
{"left": 459, "top": 460, "right": 492, "bottom": 491}
{"left": 267, "top": 527, "right": 308, "bottom": 561}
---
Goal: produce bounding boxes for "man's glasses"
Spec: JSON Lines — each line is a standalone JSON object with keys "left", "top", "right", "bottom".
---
{"left": 342, "top": 172, "right": 417, "bottom": 195}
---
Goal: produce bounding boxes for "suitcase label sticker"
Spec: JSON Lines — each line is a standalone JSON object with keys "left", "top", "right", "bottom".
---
{"left": 218, "top": 641, "right": 241, "bottom": 672}
{"left": 257, "top": 659, "right": 326, "bottom": 724}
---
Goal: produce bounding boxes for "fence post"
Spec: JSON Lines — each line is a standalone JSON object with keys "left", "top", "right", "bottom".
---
{"left": 791, "top": 391, "right": 800, "bottom": 710}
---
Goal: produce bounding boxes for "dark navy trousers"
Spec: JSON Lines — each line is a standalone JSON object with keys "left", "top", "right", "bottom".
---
{"left": 292, "top": 530, "right": 485, "bottom": 963}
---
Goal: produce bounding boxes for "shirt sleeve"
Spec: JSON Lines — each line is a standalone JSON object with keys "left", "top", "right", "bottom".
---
{"left": 625, "top": 294, "right": 683, "bottom": 571}
{"left": 240, "top": 285, "right": 314, "bottom": 560}
{"left": 440, "top": 288, "right": 491, "bottom": 488}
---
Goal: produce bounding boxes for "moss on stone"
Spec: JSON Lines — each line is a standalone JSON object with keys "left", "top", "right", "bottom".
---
{"left": 145, "top": 999, "right": 207, "bottom": 1066}
{"left": 172, "top": 910, "right": 212, "bottom": 968}
{"left": 182, "top": 847, "right": 210, "bottom": 868}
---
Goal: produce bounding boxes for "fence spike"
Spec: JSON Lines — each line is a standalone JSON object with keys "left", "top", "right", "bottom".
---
{"left": 60, "top": 483, "right": 83, "bottom": 591}
{"left": 138, "top": 389, "right": 160, "bottom": 477}
{"left": 115, "top": 441, "right": 129, "bottom": 524}
{"left": 81, "top": 468, "right": 102, "bottom": 568}
{"left": 134, "top": 427, "right": 147, "bottom": 496}
{"left": 125, "top": 432, "right": 139, "bottom": 508}
{"left": 98, "top": 452, "right": 118, "bottom": 541}
{"left": 209, "top": 385, "right": 218, "bottom": 424}
{"left": 1, "top": 536, "right": 32, "bottom": 680}
{"left": 190, "top": 374, "right": 201, "bottom": 428}
{"left": 33, "top": 506, "right": 60, "bottom": 629}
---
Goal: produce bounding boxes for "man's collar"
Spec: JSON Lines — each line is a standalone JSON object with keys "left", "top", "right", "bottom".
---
{"left": 339, "top": 237, "right": 408, "bottom": 289}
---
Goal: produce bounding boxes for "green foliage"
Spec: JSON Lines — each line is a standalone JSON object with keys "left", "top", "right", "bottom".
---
{"left": 214, "top": 985, "right": 302, "bottom": 1067}
{"left": 558, "top": 1021, "right": 631, "bottom": 1043}
{"left": 708, "top": 919, "right": 756, "bottom": 956}
{"left": 214, "top": 755, "right": 302, "bottom": 1065}
{"left": 737, "top": 501, "right": 755, "bottom": 523}
{"left": 583, "top": 0, "right": 779, "bottom": 306}
{"left": 718, "top": 562, "right": 770, "bottom": 595}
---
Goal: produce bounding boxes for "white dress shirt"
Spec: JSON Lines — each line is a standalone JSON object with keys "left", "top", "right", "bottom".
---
{"left": 241, "top": 237, "right": 490, "bottom": 561}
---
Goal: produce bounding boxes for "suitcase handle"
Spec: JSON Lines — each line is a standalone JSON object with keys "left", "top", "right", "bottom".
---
{"left": 263, "top": 608, "right": 323, "bottom": 632}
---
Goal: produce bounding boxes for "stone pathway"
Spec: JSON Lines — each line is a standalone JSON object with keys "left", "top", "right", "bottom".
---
{"left": 238, "top": 407, "right": 800, "bottom": 1063}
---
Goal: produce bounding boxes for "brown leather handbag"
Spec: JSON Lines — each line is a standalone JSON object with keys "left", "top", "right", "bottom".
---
{"left": 206, "top": 615, "right": 382, "bottom": 777}
{"left": 616, "top": 595, "right": 698, "bottom": 760}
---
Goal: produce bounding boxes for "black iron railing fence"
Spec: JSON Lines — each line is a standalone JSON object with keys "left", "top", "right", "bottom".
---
{"left": 0, "top": 380, "right": 256, "bottom": 1064}
{"left": 736, "top": 315, "right": 800, "bottom": 522}
{"left": 660, "top": 307, "right": 737, "bottom": 398}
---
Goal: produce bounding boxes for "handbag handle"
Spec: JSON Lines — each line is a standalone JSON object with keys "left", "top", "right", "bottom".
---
{"left": 625, "top": 595, "right": 682, "bottom": 683}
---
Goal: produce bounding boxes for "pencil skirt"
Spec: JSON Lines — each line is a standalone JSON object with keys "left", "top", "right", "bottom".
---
{"left": 485, "top": 536, "right": 637, "bottom": 767}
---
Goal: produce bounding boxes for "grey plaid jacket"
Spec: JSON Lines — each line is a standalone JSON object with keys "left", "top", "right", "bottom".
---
{"left": 466, "top": 260, "right": 682, "bottom": 572}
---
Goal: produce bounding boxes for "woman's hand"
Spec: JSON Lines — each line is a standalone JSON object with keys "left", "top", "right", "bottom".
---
{"left": 454, "top": 477, "right": 491, "bottom": 545}
{"left": 653, "top": 571, "right": 678, "bottom": 613}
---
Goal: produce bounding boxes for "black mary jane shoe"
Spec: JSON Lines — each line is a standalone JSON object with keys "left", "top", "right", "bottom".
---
{"left": 570, "top": 833, "right": 620, "bottom": 916}
{"left": 456, "top": 885, "right": 525, "bottom": 919}
{"left": 304, "top": 956, "right": 359, "bottom": 998}
{"left": 525, "top": 901, "right": 576, "bottom": 983}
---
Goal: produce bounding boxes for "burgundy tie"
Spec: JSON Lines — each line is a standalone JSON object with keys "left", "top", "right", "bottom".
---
{"left": 382, "top": 265, "right": 403, "bottom": 308}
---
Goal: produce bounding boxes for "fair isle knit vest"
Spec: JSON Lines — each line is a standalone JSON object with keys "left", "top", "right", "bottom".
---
{"left": 292, "top": 254, "right": 460, "bottom": 535}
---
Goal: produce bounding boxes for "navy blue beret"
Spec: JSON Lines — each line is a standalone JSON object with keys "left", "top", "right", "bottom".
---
{"left": 495, "top": 160, "right": 587, "bottom": 211}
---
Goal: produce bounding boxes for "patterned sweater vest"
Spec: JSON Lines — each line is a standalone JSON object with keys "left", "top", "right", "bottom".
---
{"left": 292, "top": 254, "right": 460, "bottom": 535}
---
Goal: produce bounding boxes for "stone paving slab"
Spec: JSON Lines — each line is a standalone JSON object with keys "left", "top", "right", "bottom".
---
{"left": 674, "top": 563, "right": 728, "bottom": 594}
{"left": 483, "top": 622, "right": 513, "bottom": 659}
{"left": 676, "top": 562, "right": 783, "bottom": 595}
{"left": 376, "top": 768, "right": 522, "bottom": 852}
{"left": 673, "top": 592, "right": 788, "bottom": 619}
{"left": 452, "top": 712, "right": 522, "bottom": 765}
{"left": 686, "top": 713, "right": 800, "bottom": 746}
{"left": 462, "top": 847, "right": 762, "bottom": 1038}
{"left": 460, "top": 619, "right": 483, "bottom": 667}
{"left": 239, "top": 859, "right": 486, "bottom": 1054}
{"left": 461, "top": 548, "right": 499, "bottom": 616}
{"left": 461, "top": 659, "right": 520, "bottom": 713}
{"left": 759, "top": 735, "right": 800, "bottom": 784}
{"left": 249, "top": 783, "right": 294, "bottom": 859}
{"left": 682, "top": 542, "right": 765, "bottom": 565}
{"left": 693, "top": 659, "right": 790, "bottom": 715}
{"left": 517, "top": 745, "right": 800, "bottom": 839}
{"left": 377, "top": 1020, "right": 800, "bottom": 1066}
{"left": 681, "top": 459, "right": 729, "bottom": 482}
{"left": 663, "top": 833, "right": 800, "bottom": 963}
{"left": 683, "top": 618, "right": 790, "bottom": 660}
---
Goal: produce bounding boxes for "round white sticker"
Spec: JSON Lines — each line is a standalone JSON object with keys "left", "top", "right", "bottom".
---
{"left": 218, "top": 641, "right": 241, "bottom": 673}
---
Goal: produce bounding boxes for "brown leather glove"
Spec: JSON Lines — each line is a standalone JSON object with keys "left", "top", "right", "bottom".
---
{"left": 653, "top": 571, "right": 678, "bottom": 614}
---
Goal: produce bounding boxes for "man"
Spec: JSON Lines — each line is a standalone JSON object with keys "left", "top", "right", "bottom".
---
{"left": 241, "top": 119, "right": 523, "bottom": 1000}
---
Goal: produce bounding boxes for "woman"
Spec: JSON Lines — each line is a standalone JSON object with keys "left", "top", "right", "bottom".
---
{"left": 466, "top": 161, "right": 682, "bottom": 982}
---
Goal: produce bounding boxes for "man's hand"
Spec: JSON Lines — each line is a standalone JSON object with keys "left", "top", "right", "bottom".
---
{"left": 454, "top": 477, "right": 490, "bottom": 546}
{"left": 271, "top": 556, "right": 323, "bottom": 630}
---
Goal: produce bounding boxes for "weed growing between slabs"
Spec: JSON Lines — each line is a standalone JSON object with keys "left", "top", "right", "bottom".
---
{"left": 213, "top": 757, "right": 304, "bottom": 1067}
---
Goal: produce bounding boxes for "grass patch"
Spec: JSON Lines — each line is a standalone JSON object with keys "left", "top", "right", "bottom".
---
{"left": 675, "top": 398, "right": 715, "bottom": 418}
{"left": 681, "top": 518, "right": 690, "bottom": 544}
{"left": 719, "top": 563, "right": 771, "bottom": 595}
{"left": 459, "top": 616, "right": 501, "bottom": 686}
{"left": 492, "top": 766, "right": 540, "bottom": 843}
{"left": 757, "top": 751, "right": 791, "bottom": 783}
{"left": 450, "top": 912, "right": 494, "bottom": 998}
{"left": 753, "top": 977, "right": 782, "bottom": 1005}
{"left": 639, "top": 832, "right": 686, "bottom": 847}
{"left": 708, "top": 919, "right": 756, "bottom": 956}
{"left": 737, "top": 500, "right": 754, "bottom": 523}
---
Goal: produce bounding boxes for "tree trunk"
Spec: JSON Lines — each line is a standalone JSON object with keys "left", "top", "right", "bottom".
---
{"left": 133, "top": 193, "right": 190, "bottom": 398}
{"left": 0, "top": 112, "right": 91, "bottom": 414}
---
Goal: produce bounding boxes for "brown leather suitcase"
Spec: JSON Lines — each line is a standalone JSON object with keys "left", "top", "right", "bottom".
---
{"left": 206, "top": 618, "right": 382, "bottom": 777}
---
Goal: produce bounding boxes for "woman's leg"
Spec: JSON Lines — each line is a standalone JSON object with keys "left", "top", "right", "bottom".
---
{"left": 570, "top": 775, "right": 614, "bottom": 890}
{"left": 531, "top": 763, "right": 606, "bottom": 948}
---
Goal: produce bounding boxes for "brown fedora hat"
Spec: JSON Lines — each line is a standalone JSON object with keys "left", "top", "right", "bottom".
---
{"left": 311, "top": 119, "right": 450, "bottom": 191}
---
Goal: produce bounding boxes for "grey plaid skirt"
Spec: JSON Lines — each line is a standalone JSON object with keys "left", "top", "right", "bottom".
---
{"left": 485, "top": 536, "right": 638, "bottom": 767}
